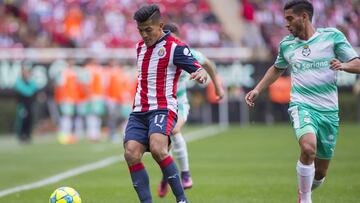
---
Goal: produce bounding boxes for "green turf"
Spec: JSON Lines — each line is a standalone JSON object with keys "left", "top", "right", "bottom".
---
{"left": 0, "top": 123, "right": 359, "bottom": 202}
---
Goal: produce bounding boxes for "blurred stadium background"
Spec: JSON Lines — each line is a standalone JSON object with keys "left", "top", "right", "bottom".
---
{"left": 0, "top": 0, "right": 359, "bottom": 202}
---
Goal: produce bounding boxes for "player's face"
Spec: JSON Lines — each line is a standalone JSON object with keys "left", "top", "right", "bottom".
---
{"left": 284, "top": 9, "right": 306, "bottom": 38}
{"left": 137, "top": 19, "right": 164, "bottom": 47}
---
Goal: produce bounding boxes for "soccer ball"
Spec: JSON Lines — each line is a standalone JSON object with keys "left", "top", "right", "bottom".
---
{"left": 49, "top": 187, "right": 81, "bottom": 203}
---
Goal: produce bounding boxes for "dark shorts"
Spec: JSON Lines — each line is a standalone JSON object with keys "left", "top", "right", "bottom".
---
{"left": 123, "top": 109, "right": 177, "bottom": 149}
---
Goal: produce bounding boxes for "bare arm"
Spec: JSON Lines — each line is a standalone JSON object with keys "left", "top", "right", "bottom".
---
{"left": 202, "top": 58, "right": 224, "bottom": 100}
{"left": 189, "top": 68, "right": 208, "bottom": 84}
{"left": 245, "top": 65, "right": 285, "bottom": 107}
{"left": 330, "top": 58, "right": 360, "bottom": 74}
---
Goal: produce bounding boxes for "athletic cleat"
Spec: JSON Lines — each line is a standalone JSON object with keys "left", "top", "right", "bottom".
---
{"left": 182, "top": 177, "right": 193, "bottom": 189}
{"left": 181, "top": 171, "right": 193, "bottom": 189}
{"left": 157, "top": 180, "right": 169, "bottom": 198}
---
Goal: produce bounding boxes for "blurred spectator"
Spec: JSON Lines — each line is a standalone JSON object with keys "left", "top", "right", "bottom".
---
{"left": 0, "top": 0, "right": 227, "bottom": 48}
{"left": 240, "top": 0, "right": 265, "bottom": 48}
{"left": 1, "top": 0, "right": 359, "bottom": 50}
{"left": 14, "top": 66, "right": 38, "bottom": 143}
{"left": 251, "top": 0, "right": 360, "bottom": 55}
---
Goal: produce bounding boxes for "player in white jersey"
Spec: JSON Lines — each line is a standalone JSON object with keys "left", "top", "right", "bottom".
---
{"left": 157, "top": 23, "right": 224, "bottom": 197}
{"left": 245, "top": 1, "right": 360, "bottom": 203}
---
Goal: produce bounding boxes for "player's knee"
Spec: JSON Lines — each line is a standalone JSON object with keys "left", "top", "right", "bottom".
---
{"left": 150, "top": 145, "right": 168, "bottom": 162}
{"left": 124, "top": 147, "right": 142, "bottom": 165}
{"left": 301, "top": 143, "right": 316, "bottom": 158}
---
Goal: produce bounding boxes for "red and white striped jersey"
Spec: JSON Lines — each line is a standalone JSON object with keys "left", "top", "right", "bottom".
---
{"left": 133, "top": 31, "right": 202, "bottom": 113}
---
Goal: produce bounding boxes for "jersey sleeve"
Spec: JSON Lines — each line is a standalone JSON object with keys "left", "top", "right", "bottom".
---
{"left": 191, "top": 49, "right": 206, "bottom": 65}
{"left": 333, "top": 30, "right": 359, "bottom": 62}
{"left": 173, "top": 45, "right": 202, "bottom": 73}
{"left": 274, "top": 42, "right": 289, "bottom": 69}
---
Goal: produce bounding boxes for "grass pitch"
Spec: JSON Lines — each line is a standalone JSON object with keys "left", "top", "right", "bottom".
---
{"left": 0, "top": 123, "right": 359, "bottom": 203}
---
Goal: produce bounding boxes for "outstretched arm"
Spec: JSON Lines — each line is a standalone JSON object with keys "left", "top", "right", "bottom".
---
{"left": 330, "top": 58, "right": 360, "bottom": 74}
{"left": 245, "top": 65, "right": 285, "bottom": 107}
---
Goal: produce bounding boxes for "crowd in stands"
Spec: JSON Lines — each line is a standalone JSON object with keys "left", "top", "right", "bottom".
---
{"left": 1, "top": 0, "right": 360, "bottom": 52}
{"left": 242, "top": 0, "right": 360, "bottom": 54}
{"left": 0, "top": 0, "right": 227, "bottom": 49}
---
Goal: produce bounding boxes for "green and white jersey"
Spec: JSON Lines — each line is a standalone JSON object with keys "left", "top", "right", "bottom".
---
{"left": 176, "top": 49, "right": 207, "bottom": 105}
{"left": 275, "top": 28, "right": 358, "bottom": 113}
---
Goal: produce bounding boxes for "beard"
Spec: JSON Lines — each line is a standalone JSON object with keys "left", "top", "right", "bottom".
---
{"left": 292, "top": 20, "right": 306, "bottom": 38}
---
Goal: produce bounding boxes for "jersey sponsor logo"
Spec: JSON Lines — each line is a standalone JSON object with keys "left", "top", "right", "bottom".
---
{"left": 158, "top": 47, "right": 166, "bottom": 58}
{"left": 292, "top": 60, "right": 329, "bottom": 73}
{"left": 302, "top": 45, "right": 311, "bottom": 56}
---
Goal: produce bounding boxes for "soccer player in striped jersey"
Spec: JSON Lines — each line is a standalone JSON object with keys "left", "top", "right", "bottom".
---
{"left": 245, "top": 1, "right": 360, "bottom": 203}
{"left": 124, "top": 4, "right": 207, "bottom": 203}
{"left": 157, "top": 23, "right": 224, "bottom": 197}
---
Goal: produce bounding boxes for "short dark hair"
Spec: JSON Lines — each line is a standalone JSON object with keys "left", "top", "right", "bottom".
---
{"left": 163, "top": 23, "right": 179, "bottom": 36}
{"left": 133, "top": 4, "right": 161, "bottom": 23}
{"left": 284, "top": 0, "right": 314, "bottom": 21}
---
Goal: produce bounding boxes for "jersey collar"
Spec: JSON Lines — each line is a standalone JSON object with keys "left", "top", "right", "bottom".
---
{"left": 156, "top": 31, "right": 171, "bottom": 45}
{"left": 295, "top": 30, "right": 319, "bottom": 43}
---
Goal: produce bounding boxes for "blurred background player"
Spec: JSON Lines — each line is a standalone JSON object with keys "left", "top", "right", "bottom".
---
{"left": 84, "top": 58, "right": 106, "bottom": 142}
{"left": 245, "top": 1, "right": 360, "bottom": 203}
{"left": 74, "top": 64, "right": 90, "bottom": 140}
{"left": 268, "top": 74, "right": 291, "bottom": 122}
{"left": 55, "top": 59, "right": 78, "bottom": 144}
{"left": 14, "top": 66, "right": 38, "bottom": 143}
{"left": 157, "top": 23, "right": 225, "bottom": 197}
{"left": 105, "top": 59, "right": 135, "bottom": 142}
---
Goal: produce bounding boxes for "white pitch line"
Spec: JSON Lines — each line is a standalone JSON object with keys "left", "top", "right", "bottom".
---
{"left": 0, "top": 125, "right": 226, "bottom": 198}
{"left": 0, "top": 156, "right": 122, "bottom": 198}
{"left": 184, "top": 125, "right": 227, "bottom": 142}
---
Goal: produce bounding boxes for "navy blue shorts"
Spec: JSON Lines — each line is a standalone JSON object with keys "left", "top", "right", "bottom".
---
{"left": 123, "top": 109, "right": 177, "bottom": 148}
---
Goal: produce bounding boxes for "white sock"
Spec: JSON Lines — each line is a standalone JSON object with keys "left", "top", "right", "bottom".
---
{"left": 74, "top": 116, "right": 84, "bottom": 139}
{"left": 86, "top": 115, "right": 102, "bottom": 140}
{"left": 59, "top": 116, "right": 72, "bottom": 135}
{"left": 171, "top": 133, "right": 189, "bottom": 172}
{"left": 297, "top": 160, "right": 315, "bottom": 203}
{"left": 312, "top": 177, "right": 325, "bottom": 191}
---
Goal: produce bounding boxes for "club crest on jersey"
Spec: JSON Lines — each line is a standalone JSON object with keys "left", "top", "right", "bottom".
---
{"left": 158, "top": 47, "right": 166, "bottom": 58}
{"left": 302, "top": 45, "right": 311, "bottom": 56}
